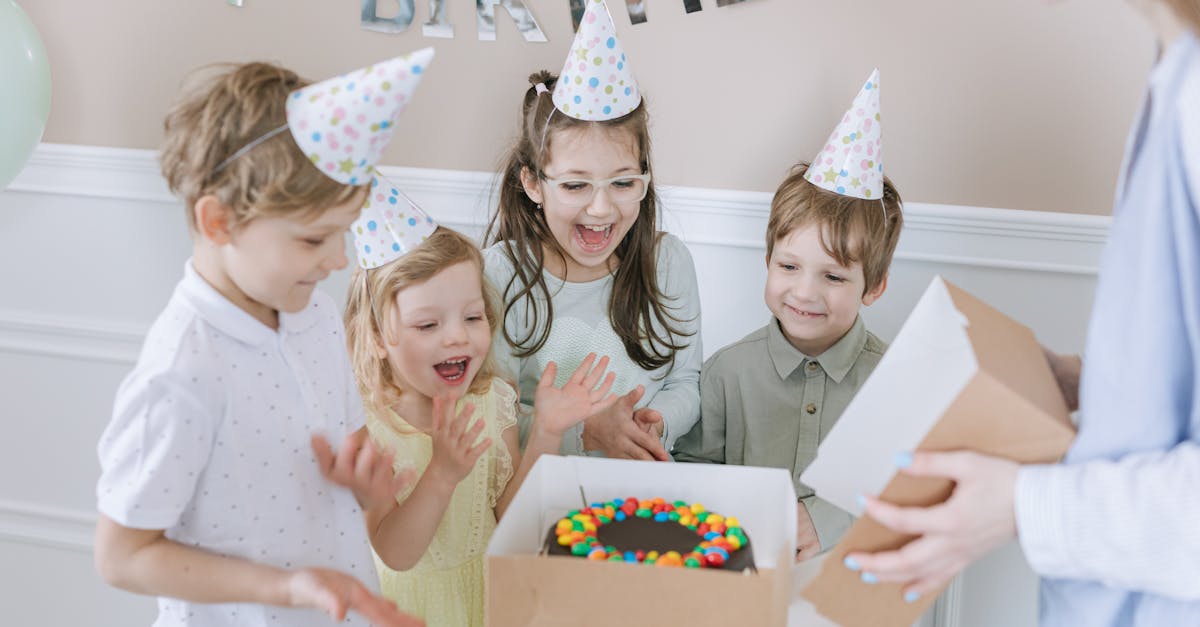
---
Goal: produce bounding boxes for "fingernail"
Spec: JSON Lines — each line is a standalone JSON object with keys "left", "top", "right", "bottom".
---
{"left": 894, "top": 451, "right": 913, "bottom": 469}
{"left": 843, "top": 556, "right": 861, "bottom": 571}
{"left": 855, "top": 493, "right": 867, "bottom": 508}
{"left": 904, "top": 591, "right": 921, "bottom": 603}
{"left": 861, "top": 572, "right": 879, "bottom": 584}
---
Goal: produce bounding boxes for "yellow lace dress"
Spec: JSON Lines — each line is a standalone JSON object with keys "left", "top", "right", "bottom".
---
{"left": 365, "top": 379, "right": 518, "bottom": 627}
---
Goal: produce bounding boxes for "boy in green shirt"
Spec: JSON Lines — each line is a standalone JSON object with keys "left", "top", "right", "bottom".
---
{"left": 675, "top": 71, "right": 904, "bottom": 559}
{"left": 674, "top": 154, "right": 903, "bottom": 559}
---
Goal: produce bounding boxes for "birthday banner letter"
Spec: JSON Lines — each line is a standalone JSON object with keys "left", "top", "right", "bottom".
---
{"left": 239, "top": 1, "right": 760, "bottom": 40}
{"left": 362, "top": 0, "right": 546, "bottom": 41}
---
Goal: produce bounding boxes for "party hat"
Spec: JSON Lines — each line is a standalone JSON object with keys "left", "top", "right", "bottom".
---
{"left": 351, "top": 174, "right": 438, "bottom": 269}
{"left": 552, "top": 0, "right": 640, "bottom": 121}
{"left": 805, "top": 69, "right": 884, "bottom": 199}
{"left": 287, "top": 48, "right": 435, "bottom": 185}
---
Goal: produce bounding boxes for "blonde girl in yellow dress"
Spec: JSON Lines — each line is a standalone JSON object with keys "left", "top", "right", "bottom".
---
{"left": 344, "top": 227, "right": 618, "bottom": 627}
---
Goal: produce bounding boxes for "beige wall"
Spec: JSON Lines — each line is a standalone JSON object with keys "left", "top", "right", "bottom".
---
{"left": 25, "top": 0, "right": 1153, "bottom": 215}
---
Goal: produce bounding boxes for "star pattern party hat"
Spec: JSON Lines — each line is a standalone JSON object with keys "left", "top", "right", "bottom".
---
{"left": 286, "top": 47, "right": 435, "bottom": 185}
{"left": 552, "top": 0, "right": 640, "bottom": 121}
{"left": 805, "top": 69, "right": 884, "bottom": 199}
{"left": 351, "top": 174, "right": 438, "bottom": 269}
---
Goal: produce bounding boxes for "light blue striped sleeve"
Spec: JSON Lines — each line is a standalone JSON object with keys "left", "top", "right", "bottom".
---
{"left": 1015, "top": 442, "right": 1200, "bottom": 598}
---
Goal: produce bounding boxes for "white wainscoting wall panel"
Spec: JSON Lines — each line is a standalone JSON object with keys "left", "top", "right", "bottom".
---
{"left": 0, "top": 144, "right": 1109, "bottom": 627}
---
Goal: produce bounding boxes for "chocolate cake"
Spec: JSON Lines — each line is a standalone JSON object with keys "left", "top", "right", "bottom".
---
{"left": 544, "top": 497, "right": 754, "bottom": 571}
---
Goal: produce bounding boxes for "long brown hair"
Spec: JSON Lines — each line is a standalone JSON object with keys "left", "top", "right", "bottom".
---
{"left": 344, "top": 227, "right": 501, "bottom": 414}
{"left": 483, "top": 71, "right": 692, "bottom": 372}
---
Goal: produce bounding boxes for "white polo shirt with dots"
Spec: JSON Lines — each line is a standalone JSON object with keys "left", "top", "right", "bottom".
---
{"left": 97, "top": 262, "right": 378, "bottom": 627}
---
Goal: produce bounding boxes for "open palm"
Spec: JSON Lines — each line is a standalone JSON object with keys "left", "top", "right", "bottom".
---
{"left": 425, "top": 397, "right": 490, "bottom": 488}
{"left": 534, "top": 353, "right": 619, "bottom": 437}
{"left": 311, "top": 429, "right": 415, "bottom": 512}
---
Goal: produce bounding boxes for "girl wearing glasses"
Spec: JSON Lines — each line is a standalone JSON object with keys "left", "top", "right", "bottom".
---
{"left": 482, "top": 1, "right": 701, "bottom": 462}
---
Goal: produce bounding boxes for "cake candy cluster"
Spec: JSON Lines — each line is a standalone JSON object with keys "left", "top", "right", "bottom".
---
{"left": 553, "top": 497, "right": 747, "bottom": 568}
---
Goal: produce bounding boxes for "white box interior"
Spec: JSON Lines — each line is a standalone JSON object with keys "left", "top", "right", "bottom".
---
{"left": 488, "top": 455, "right": 798, "bottom": 569}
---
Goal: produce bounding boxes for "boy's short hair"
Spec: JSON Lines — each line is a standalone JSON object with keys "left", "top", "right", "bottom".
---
{"left": 766, "top": 161, "right": 904, "bottom": 293}
{"left": 160, "top": 62, "right": 364, "bottom": 230}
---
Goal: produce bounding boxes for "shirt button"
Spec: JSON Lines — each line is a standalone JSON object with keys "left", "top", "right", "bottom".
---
{"left": 805, "top": 403, "right": 817, "bottom": 414}
{"left": 806, "top": 361, "right": 819, "bottom": 372}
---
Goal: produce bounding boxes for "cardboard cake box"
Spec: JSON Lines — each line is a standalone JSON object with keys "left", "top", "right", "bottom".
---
{"left": 485, "top": 455, "right": 798, "bottom": 627}
{"left": 800, "top": 276, "right": 1077, "bottom": 627}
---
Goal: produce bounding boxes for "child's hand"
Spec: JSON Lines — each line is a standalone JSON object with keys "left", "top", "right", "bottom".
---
{"left": 533, "top": 353, "right": 619, "bottom": 438}
{"left": 581, "top": 385, "right": 671, "bottom": 461}
{"left": 311, "top": 429, "right": 416, "bottom": 511}
{"left": 632, "top": 407, "right": 664, "bottom": 438}
{"left": 424, "top": 396, "right": 491, "bottom": 490}
{"left": 286, "top": 567, "right": 424, "bottom": 626}
{"left": 795, "top": 501, "right": 820, "bottom": 562}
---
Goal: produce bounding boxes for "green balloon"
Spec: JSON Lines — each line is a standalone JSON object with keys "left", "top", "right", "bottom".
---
{"left": 0, "top": 0, "right": 51, "bottom": 190}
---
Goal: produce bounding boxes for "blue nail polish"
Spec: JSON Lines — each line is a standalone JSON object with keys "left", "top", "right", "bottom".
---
{"left": 843, "top": 556, "right": 861, "bottom": 571}
{"left": 904, "top": 591, "right": 921, "bottom": 603}
{"left": 862, "top": 572, "right": 879, "bottom": 584}
{"left": 855, "top": 493, "right": 867, "bottom": 508}
{"left": 894, "top": 451, "right": 913, "bottom": 469}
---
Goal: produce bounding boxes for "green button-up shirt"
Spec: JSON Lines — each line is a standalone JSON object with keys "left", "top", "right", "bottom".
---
{"left": 674, "top": 316, "right": 886, "bottom": 551}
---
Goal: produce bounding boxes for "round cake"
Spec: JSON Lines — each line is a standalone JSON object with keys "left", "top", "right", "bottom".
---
{"left": 544, "top": 497, "right": 754, "bottom": 571}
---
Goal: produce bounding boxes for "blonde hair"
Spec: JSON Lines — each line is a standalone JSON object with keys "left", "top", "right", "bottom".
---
{"left": 345, "top": 227, "right": 501, "bottom": 413}
{"left": 483, "top": 70, "right": 693, "bottom": 372}
{"left": 766, "top": 162, "right": 904, "bottom": 294}
{"left": 160, "top": 62, "right": 365, "bottom": 230}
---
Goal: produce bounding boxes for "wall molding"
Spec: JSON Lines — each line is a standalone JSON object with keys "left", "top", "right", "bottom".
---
{"left": 0, "top": 309, "right": 143, "bottom": 366}
{"left": 0, "top": 143, "right": 1113, "bottom": 375}
{"left": 11, "top": 143, "right": 1112, "bottom": 278}
{"left": 0, "top": 499, "right": 95, "bottom": 554}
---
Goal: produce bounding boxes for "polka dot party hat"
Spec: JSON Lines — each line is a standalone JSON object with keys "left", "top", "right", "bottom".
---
{"left": 351, "top": 174, "right": 438, "bottom": 269}
{"left": 804, "top": 69, "right": 884, "bottom": 200}
{"left": 552, "top": 0, "right": 640, "bottom": 121}
{"left": 286, "top": 47, "right": 435, "bottom": 186}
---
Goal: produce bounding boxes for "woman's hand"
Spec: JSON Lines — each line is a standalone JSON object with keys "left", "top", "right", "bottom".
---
{"left": 843, "top": 451, "right": 1019, "bottom": 601}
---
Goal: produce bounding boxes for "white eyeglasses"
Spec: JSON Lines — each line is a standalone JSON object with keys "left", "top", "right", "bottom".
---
{"left": 539, "top": 172, "right": 652, "bottom": 207}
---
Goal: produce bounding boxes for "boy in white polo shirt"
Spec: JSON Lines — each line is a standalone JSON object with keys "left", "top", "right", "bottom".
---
{"left": 94, "top": 52, "right": 434, "bottom": 627}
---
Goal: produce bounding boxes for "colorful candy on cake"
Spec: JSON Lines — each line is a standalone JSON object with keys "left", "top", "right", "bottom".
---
{"left": 544, "top": 497, "right": 754, "bottom": 571}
